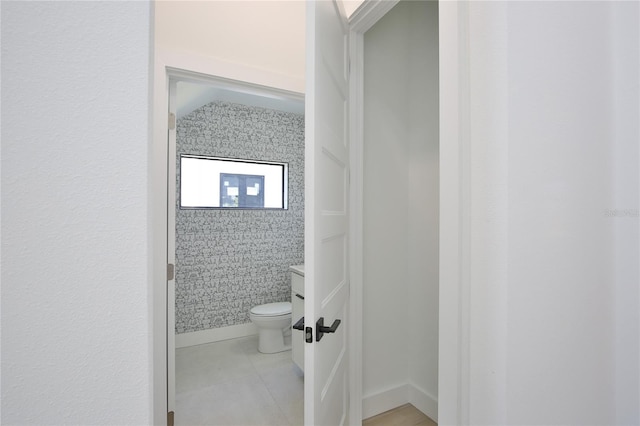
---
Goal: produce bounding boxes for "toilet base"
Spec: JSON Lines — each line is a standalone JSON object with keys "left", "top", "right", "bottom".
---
{"left": 258, "top": 328, "right": 292, "bottom": 354}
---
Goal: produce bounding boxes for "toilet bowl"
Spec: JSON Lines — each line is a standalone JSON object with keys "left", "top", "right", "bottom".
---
{"left": 249, "top": 302, "right": 292, "bottom": 354}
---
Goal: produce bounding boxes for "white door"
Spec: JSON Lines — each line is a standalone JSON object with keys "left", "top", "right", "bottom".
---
{"left": 304, "top": 0, "right": 350, "bottom": 425}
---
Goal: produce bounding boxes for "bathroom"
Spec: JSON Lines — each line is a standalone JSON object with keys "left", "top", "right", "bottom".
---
{"left": 172, "top": 80, "right": 306, "bottom": 425}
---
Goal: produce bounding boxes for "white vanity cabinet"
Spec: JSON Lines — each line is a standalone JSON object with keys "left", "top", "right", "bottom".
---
{"left": 290, "top": 264, "right": 305, "bottom": 372}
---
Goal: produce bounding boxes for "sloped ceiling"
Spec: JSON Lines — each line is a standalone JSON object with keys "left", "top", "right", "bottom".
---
{"left": 176, "top": 81, "right": 304, "bottom": 119}
{"left": 343, "top": 0, "right": 367, "bottom": 18}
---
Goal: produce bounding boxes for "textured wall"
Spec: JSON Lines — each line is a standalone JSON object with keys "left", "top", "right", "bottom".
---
{"left": 1, "top": 1, "right": 152, "bottom": 424}
{"left": 175, "top": 101, "right": 304, "bottom": 334}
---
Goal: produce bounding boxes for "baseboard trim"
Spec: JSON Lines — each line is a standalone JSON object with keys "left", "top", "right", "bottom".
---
{"left": 362, "top": 383, "right": 438, "bottom": 421}
{"left": 362, "top": 384, "right": 410, "bottom": 419}
{"left": 175, "top": 323, "right": 258, "bottom": 348}
{"left": 408, "top": 383, "right": 438, "bottom": 423}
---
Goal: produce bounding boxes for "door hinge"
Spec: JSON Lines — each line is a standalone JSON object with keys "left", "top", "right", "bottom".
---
{"left": 167, "top": 411, "right": 174, "bottom": 426}
{"left": 168, "top": 113, "right": 176, "bottom": 130}
{"left": 167, "top": 263, "right": 175, "bottom": 281}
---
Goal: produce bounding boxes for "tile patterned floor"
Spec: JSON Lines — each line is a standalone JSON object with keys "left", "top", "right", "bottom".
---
{"left": 175, "top": 335, "right": 304, "bottom": 426}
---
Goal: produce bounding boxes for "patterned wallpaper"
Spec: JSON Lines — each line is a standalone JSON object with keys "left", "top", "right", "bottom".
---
{"left": 175, "top": 101, "right": 304, "bottom": 334}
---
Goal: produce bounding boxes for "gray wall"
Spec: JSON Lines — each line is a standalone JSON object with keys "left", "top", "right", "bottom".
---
{"left": 175, "top": 101, "right": 304, "bottom": 334}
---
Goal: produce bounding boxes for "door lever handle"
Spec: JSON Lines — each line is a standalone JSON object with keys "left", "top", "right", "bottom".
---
{"left": 316, "top": 317, "right": 341, "bottom": 342}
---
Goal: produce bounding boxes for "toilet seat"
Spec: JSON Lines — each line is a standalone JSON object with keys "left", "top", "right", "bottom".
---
{"left": 250, "top": 302, "right": 291, "bottom": 317}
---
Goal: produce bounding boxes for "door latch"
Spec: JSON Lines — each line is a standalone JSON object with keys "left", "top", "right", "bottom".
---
{"left": 294, "top": 317, "right": 313, "bottom": 343}
{"left": 316, "top": 317, "right": 341, "bottom": 342}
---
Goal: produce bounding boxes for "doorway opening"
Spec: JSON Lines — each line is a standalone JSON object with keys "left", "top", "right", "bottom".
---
{"left": 167, "top": 73, "right": 305, "bottom": 425}
{"left": 351, "top": 0, "right": 439, "bottom": 422}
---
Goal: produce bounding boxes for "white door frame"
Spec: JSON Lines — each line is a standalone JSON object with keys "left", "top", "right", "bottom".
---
{"left": 347, "top": 4, "right": 400, "bottom": 425}
{"left": 435, "top": 2, "right": 470, "bottom": 422}
{"left": 347, "top": 1, "right": 474, "bottom": 424}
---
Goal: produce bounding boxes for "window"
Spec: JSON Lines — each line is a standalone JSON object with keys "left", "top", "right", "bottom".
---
{"left": 180, "top": 155, "right": 288, "bottom": 209}
{"left": 220, "top": 173, "right": 264, "bottom": 208}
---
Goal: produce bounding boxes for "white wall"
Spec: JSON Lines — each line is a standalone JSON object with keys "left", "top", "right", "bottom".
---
{"left": 1, "top": 2, "right": 152, "bottom": 424}
{"left": 155, "top": 0, "right": 305, "bottom": 88}
{"left": 438, "top": 1, "right": 639, "bottom": 424}
{"left": 362, "top": 1, "right": 439, "bottom": 419}
{"left": 363, "top": 2, "right": 411, "bottom": 406}
{"left": 610, "top": 3, "right": 640, "bottom": 424}
{"left": 506, "top": 2, "right": 637, "bottom": 424}
{"left": 405, "top": 1, "right": 439, "bottom": 417}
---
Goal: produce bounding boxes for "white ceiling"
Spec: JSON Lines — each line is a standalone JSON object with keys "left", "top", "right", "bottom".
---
{"left": 174, "top": 0, "right": 366, "bottom": 119}
{"left": 176, "top": 81, "right": 304, "bottom": 119}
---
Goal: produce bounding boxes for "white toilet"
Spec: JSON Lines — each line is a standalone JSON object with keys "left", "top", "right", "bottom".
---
{"left": 249, "top": 301, "right": 292, "bottom": 353}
